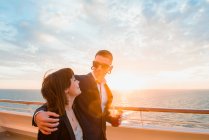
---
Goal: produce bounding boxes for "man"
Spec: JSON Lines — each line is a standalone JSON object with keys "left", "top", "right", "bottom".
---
{"left": 33, "top": 50, "right": 122, "bottom": 140}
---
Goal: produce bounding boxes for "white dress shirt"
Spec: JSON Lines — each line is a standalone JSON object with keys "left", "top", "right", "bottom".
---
{"left": 91, "top": 72, "right": 108, "bottom": 112}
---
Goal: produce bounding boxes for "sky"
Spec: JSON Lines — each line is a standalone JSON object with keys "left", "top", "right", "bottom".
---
{"left": 0, "top": 0, "right": 209, "bottom": 90}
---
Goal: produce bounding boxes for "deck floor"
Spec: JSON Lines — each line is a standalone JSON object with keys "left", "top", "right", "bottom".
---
{"left": 0, "top": 132, "right": 36, "bottom": 140}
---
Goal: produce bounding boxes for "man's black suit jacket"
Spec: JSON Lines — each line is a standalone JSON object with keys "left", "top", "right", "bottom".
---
{"left": 74, "top": 73, "right": 113, "bottom": 140}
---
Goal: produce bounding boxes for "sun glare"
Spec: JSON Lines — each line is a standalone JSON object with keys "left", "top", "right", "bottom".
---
{"left": 107, "top": 72, "right": 146, "bottom": 91}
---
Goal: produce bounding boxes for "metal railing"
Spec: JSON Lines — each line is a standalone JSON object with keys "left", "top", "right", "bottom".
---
{"left": 0, "top": 99, "right": 44, "bottom": 113}
{"left": 1, "top": 99, "right": 209, "bottom": 114}
{"left": 113, "top": 106, "right": 209, "bottom": 114}
{"left": 0, "top": 99, "right": 43, "bottom": 105}
{"left": 1, "top": 99, "right": 209, "bottom": 129}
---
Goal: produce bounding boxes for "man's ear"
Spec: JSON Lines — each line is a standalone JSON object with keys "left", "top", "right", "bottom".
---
{"left": 108, "top": 66, "right": 113, "bottom": 74}
{"left": 91, "top": 66, "right": 95, "bottom": 70}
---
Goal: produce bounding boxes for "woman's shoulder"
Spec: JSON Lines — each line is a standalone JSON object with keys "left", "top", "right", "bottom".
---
{"left": 38, "top": 115, "right": 71, "bottom": 140}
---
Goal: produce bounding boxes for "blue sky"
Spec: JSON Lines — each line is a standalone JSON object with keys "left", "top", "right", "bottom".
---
{"left": 0, "top": 0, "right": 209, "bottom": 90}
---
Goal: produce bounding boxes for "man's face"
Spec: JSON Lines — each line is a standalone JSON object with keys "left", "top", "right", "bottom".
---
{"left": 93, "top": 55, "right": 113, "bottom": 78}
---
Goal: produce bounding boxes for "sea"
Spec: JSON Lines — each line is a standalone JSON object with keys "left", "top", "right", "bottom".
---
{"left": 1, "top": 89, "right": 209, "bottom": 130}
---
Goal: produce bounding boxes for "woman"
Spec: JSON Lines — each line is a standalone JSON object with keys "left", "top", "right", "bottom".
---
{"left": 38, "top": 68, "right": 84, "bottom": 140}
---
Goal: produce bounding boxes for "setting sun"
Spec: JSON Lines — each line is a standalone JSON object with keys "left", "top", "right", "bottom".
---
{"left": 107, "top": 72, "right": 147, "bottom": 91}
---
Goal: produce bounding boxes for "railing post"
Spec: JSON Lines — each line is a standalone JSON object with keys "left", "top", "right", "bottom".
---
{"left": 140, "top": 111, "right": 143, "bottom": 127}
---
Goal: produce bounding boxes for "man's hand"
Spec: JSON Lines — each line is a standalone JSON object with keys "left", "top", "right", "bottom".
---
{"left": 110, "top": 109, "right": 123, "bottom": 127}
{"left": 111, "top": 114, "right": 122, "bottom": 127}
{"left": 35, "top": 111, "right": 60, "bottom": 135}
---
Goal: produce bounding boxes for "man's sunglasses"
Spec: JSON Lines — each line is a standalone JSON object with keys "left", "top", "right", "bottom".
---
{"left": 93, "top": 61, "right": 111, "bottom": 69}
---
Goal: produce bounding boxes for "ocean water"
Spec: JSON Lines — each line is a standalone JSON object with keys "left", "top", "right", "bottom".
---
{"left": 0, "top": 89, "right": 209, "bottom": 130}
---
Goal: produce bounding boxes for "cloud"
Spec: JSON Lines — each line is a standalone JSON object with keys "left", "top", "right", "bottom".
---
{"left": 0, "top": 21, "right": 18, "bottom": 42}
{"left": 0, "top": 0, "right": 209, "bottom": 89}
{"left": 38, "top": 1, "right": 83, "bottom": 30}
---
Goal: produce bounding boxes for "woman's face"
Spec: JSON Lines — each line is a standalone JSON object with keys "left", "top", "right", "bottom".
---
{"left": 67, "top": 76, "right": 81, "bottom": 97}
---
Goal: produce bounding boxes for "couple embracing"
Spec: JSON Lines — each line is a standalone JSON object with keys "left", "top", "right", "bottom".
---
{"left": 33, "top": 50, "right": 122, "bottom": 140}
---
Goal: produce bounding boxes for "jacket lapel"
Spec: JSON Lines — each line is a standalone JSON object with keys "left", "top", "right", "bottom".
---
{"left": 62, "top": 113, "right": 76, "bottom": 140}
{"left": 87, "top": 73, "right": 101, "bottom": 100}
